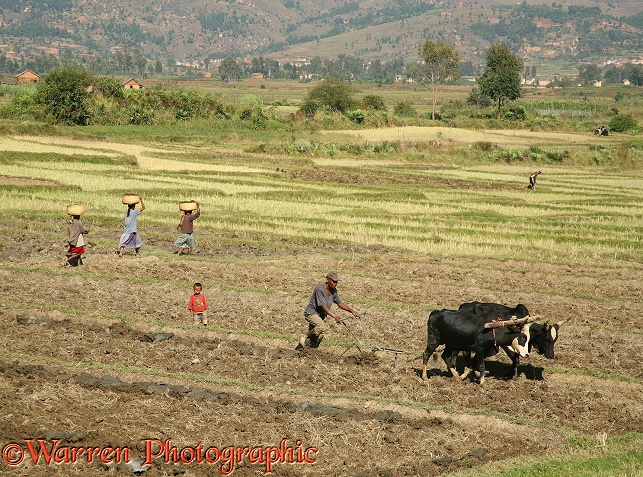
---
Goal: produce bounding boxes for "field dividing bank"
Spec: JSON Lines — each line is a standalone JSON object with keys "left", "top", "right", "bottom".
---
{"left": 0, "top": 131, "right": 642, "bottom": 476}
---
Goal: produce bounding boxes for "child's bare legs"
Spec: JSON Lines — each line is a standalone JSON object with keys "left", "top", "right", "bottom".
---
{"left": 65, "top": 253, "right": 82, "bottom": 267}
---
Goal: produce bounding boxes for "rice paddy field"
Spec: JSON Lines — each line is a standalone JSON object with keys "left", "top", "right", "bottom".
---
{"left": 0, "top": 126, "right": 641, "bottom": 476}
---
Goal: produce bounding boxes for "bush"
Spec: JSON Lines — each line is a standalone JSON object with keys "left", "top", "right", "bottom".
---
{"left": 239, "top": 108, "right": 253, "bottom": 120}
{"left": 127, "top": 104, "right": 155, "bottom": 125}
{"left": 361, "top": 94, "right": 387, "bottom": 111}
{"left": 504, "top": 106, "right": 525, "bottom": 121}
{"left": 393, "top": 101, "right": 416, "bottom": 117}
{"left": 373, "top": 140, "right": 400, "bottom": 153}
{"left": 545, "top": 150, "right": 570, "bottom": 163}
{"left": 94, "top": 76, "right": 125, "bottom": 99}
{"left": 345, "top": 109, "right": 365, "bottom": 124}
{"left": 466, "top": 87, "right": 492, "bottom": 108}
{"left": 473, "top": 141, "right": 495, "bottom": 152}
{"left": 35, "top": 67, "right": 93, "bottom": 125}
{"left": 301, "top": 77, "right": 356, "bottom": 113}
{"left": 0, "top": 93, "right": 39, "bottom": 120}
{"left": 423, "top": 111, "right": 442, "bottom": 120}
{"left": 299, "top": 100, "right": 319, "bottom": 118}
{"left": 439, "top": 100, "right": 464, "bottom": 120}
{"left": 608, "top": 114, "right": 638, "bottom": 133}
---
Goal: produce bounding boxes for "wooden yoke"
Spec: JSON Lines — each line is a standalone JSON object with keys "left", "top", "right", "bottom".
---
{"left": 484, "top": 316, "right": 535, "bottom": 329}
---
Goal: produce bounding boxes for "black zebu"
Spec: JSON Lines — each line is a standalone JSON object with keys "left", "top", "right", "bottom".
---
{"left": 421, "top": 308, "right": 532, "bottom": 384}
{"left": 458, "top": 302, "right": 569, "bottom": 375}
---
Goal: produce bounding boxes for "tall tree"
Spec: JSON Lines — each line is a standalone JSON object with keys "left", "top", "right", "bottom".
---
{"left": 219, "top": 57, "right": 243, "bottom": 82}
{"left": 416, "top": 40, "right": 460, "bottom": 120}
{"left": 578, "top": 64, "right": 602, "bottom": 85}
{"left": 477, "top": 44, "right": 523, "bottom": 118}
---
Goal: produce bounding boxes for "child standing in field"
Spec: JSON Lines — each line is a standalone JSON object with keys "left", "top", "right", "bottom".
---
{"left": 188, "top": 282, "right": 208, "bottom": 326}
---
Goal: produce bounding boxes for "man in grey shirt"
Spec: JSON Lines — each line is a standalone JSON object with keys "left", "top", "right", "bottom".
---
{"left": 296, "top": 272, "right": 359, "bottom": 350}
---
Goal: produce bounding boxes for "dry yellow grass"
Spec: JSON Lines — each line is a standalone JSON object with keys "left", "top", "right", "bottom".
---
{"left": 332, "top": 126, "right": 609, "bottom": 146}
{"left": 3, "top": 136, "right": 266, "bottom": 173}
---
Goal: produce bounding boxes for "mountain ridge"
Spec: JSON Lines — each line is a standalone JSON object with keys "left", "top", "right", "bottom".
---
{"left": 1, "top": 0, "right": 642, "bottom": 74}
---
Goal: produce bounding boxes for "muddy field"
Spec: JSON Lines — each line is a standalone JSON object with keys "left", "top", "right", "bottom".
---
{"left": 0, "top": 218, "right": 641, "bottom": 477}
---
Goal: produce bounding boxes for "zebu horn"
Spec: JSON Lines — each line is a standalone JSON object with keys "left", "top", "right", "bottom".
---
{"left": 557, "top": 317, "right": 572, "bottom": 327}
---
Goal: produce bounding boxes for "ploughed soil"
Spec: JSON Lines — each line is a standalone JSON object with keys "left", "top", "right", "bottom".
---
{"left": 0, "top": 221, "right": 641, "bottom": 476}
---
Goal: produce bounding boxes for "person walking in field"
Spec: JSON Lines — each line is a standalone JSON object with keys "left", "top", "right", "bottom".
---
{"left": 65, "top": 213, "right": 88, "bottom": 267}
{"left": 118, "top": 196, "right": 145, "bottom": 257}
{"left": 188, "top": 282, "right": 208, "bottom": 326}
{"left": 174, "top": 201, "right": 200, "bottom": 256}
{"left": 296, "top": 272, "right": 359, "bottom": 350}
{"left": 528, "top": 170, "right": 542, "bottom": 190}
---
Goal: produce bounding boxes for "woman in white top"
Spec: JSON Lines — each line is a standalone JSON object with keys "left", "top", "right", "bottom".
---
{"left": 118, "top": 196, "right": 145, "bottom": 257}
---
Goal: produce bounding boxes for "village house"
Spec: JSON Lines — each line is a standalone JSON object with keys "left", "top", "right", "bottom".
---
{"left": 16, "top": 70, "right": 40, "bottom": 84}
{"left": 0, "top": 74, "right": 17, "bottom": 85}
{"left": 123, "top": 78, "right": 144, "bottom": 90}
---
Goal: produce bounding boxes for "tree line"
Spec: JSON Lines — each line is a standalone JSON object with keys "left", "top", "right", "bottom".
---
{"left": 1, "top": 41, "right": 637, "bottom": 135}
{"left": 0, "top": 41, "right": 525, "bottom": 127}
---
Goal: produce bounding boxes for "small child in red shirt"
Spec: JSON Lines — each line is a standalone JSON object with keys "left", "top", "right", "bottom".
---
{"left": 188, "top": 282, "right": 208, "bottom": 326}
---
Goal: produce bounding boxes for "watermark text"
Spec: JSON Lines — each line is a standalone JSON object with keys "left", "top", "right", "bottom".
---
{"left": 2, "top": 438, "right": 318, "bottom": 475}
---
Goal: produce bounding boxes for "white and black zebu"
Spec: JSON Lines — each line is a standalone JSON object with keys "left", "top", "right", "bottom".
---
{"left": 594, "top": 125, "right": 609, "bottom": 136}
{"left": 421, "top": 308, "right": 533, "bottom": 384}
{"left": 458, "top": 302, "right": 570, "bottom": 375}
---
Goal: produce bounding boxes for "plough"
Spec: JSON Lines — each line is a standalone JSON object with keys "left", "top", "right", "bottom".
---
{"left": 338, "top": 318, "right": 414, "bottom": 358}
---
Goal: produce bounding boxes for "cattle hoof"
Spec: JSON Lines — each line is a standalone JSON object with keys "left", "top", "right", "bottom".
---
{"left": 460, "top": 368, "right": 471, "bottom": 380}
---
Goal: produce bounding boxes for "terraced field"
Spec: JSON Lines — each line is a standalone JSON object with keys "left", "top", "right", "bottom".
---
{"left": 0, "top": 133, "right": 641, "bottom": 476}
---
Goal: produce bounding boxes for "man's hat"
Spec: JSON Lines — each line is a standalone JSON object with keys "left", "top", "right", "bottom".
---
{"left": 326, "top": 272, "right": 340, "bottom": 282}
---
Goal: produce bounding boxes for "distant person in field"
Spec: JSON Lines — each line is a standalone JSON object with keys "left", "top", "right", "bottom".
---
{"left": 65, "top": 214, "right": 88, "bottom": 267}
{"left": 174, "top": 202, "right": 200, "bottom": 256}
{"left": 118, "top": 196, "right": 145, "bottom": 257}
{"left": 528, "top": 170, "right": 542, "bottom": 190}
{"left": 296, "top": 272, "right": 359, "bottom": 350}
{"left": 188, "top": 282, "right": 208, "bottom": 326}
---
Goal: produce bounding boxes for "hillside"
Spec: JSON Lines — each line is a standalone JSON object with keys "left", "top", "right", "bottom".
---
{"left": 0, "top": 0, "right": 643, "bottom": 73}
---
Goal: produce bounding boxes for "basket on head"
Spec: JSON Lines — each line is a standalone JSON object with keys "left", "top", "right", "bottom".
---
{"left": 66, "top": 204, "right": 86, "bottom": 216}
{"left": 122, "top": 194, "right": 140, "bottom": 205}
{"left": 179, "top": 200, "right": 198, "bottom": 212}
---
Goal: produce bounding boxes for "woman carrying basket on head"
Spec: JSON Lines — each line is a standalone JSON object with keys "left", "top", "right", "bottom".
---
{"left": 118, "top": 195, "right": 145, "bottom": 257}
{"left": 65, "top": 205, "right": 88, "bottom": 267}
